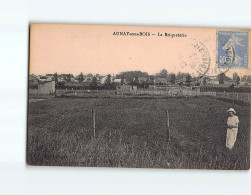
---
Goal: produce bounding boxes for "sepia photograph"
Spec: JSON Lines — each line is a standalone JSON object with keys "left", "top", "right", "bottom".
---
{"left": 27, "top": 23, "right": 250, "bottom": 170}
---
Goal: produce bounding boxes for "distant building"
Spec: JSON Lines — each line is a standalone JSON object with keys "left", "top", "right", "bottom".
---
{"left": 57, "top": 77, "right": 64, "bottom": 83}
{"left": 39, "top": 76, "right": 47, "bottom": 82}
{"left": 100, "top": 76, "right": 108, "bottom": 84}
{"left": 29, "top": 81, "right": 55, "bottom": 95}
{"left": 45, "top": 74, "right": 54, "bottom": 81}
{"left": 154, "top": 78, "right": 167, "bottom": 85}
{"left": 37, "top": 81, "right": 55, "bottom": 95}
{"left": 70, "top": 78, "right": 79, "bottom": 83}
{"left": 57, "top": 74, "right": 74, "bottom": 82}
{"left": 83, "top": 76, "right": 92, "bottom": 83}
{"left": 113, "top": 79, "right": 121, "bottom": 85}
{"left": 61, "top": 74, "right": 74, "bottom": 81}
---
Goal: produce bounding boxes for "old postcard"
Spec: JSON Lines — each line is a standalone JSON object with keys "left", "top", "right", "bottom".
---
{"left": 27, "top": 24, "right": 250, "bottom": 170}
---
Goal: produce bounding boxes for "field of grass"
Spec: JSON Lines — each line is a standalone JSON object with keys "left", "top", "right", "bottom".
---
{"left": 27, "top": 96, "right": 250, "bottom": 170}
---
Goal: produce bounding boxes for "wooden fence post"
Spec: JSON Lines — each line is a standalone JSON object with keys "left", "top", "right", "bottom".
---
{"left": 166, "top": 110, "right": 170, "bottom": 143}
{"left": 92, "top": 109, "right": 96, "bottom": 137}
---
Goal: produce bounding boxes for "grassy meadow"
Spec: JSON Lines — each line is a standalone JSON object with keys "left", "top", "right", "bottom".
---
{"left": 27, "top": 96, "right": 250, "bottom": 170}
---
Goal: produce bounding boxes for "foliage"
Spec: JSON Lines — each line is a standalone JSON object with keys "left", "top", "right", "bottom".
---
{"left": 105, "top": 74, "right": 111, "bottom": 85}
{"left": 78, "top": 72, "right": 84, "bottom": 83}
{"left": 185, "top": 74, "right": 192, "bottom": 86}
{"left": 202, "top": 77, "right": 207, "bottom": 85}
{"left": 236, "top": 76, "right": 240, "bottom": 85}
{"left": 159, "top": 69, "right": 168, "bottom": 78}
{"left": 104, "top": 74, "right": 116, "bottom": 90}
{"left": 66, "top": 74, "right": 71, "bottom": 82}
{"left": 116, "top": 71, "right": 149, "bottom": 83}
{"left": 90, "top": 76, "right": 98, "bottom": 90}
{"left": 217, "top": 73, "right": 226, "bottom": 84}
{"left": 170, "top": 74, "right": 176, "bottom": 84}
{"left": 149, "top": 76, "right": 155, "bottom": 85}
{"left": 176, "top": 72, "right": 188, "bottom": 80}
{"left": 133, "top": 75, "right": 140, "bottom": 86}
{"left": 233, "top": 72, "right": 238, "bottom": 80}
{"left": 121, "top": 74, "right": 125, "bottom": 85}
{"left": 54, "top": 73, "right": 58, "bottom": 83}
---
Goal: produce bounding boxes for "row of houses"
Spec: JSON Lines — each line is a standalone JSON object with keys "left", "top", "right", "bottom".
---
{"left": 29, "top": 74, "right": 179, "bottom": 86}
{"left": 29, "top": 73, "right": 250, "bottom": 87}
{"left": 30, "top": 74, "right": 95, "bottom": 83}
{"left": 203, "top": 77, "right": 251, "bottom": 86}
{"left": 30, "top": 74, "right": 124, "bottom": 84}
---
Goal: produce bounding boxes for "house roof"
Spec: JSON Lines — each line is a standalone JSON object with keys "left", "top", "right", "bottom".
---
{"left": 113, "top": 79, "right": 121, "bottom": 83}
{"left": 45, "top": 74, "right": 54, "bottom": 77}
{"left": 155, "top": 78, "right": 167, "bottom": 83}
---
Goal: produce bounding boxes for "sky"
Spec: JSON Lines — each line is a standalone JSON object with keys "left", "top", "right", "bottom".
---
{"left": 29, "top": 24, "right": 250, "bottom": 77}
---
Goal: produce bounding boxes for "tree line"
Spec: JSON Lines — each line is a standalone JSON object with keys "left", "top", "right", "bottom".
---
{"left": 51, "top": 69, "right": 248, "bottom": 90}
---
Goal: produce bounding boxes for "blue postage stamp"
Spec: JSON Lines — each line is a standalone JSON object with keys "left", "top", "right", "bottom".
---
{"left": 217, "top": 31, "right": 249, "bottom": 68}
